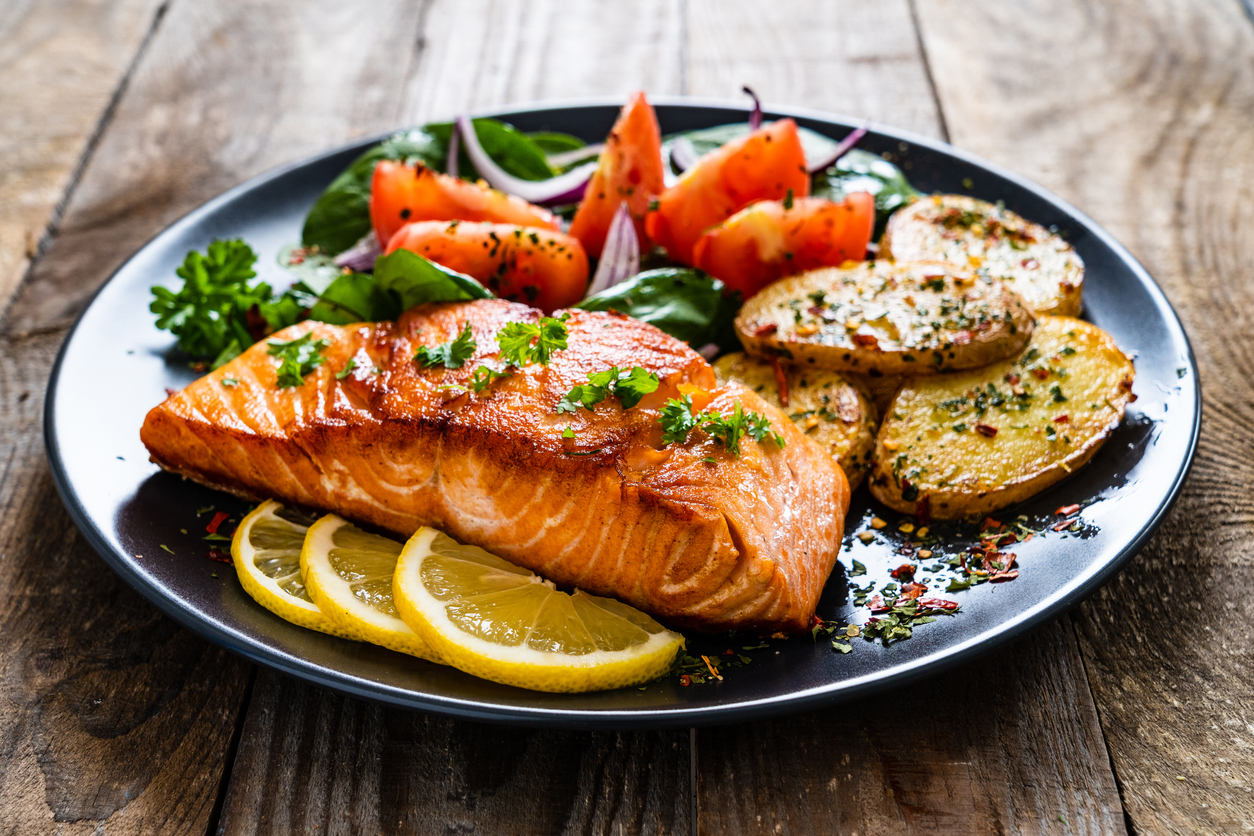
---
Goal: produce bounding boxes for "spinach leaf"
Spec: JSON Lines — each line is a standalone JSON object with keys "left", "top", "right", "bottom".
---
{"left": 308, "top": 272, "right": 400, "bottom": 324}
{"left": 373, "top": 248, "right": 492, "bottom": 310}
{"left": 301, "top": 129, "right": 447, "bottom": 255}
{"left": 526, "top": 131, "right": 586, "bottom": 155}
{"left": 576, "top": 268, "right": 741, "bottom": 353}
{"left": 302, "top": 120, "right": 556, "bottom": 255}
{"left": 811, "top": 149, "right": 923, "bottom": 239}
{"left": 661, "top": 123, "right": 844, "bottom": 174}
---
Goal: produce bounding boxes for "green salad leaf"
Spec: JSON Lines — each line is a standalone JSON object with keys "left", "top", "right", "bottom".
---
{"left": 575, "top": 268, "right": 740, "bottom": 354}
{"left": 373, "top": 248, "right": 492, "bottom": 309}
{"left": 811, "top": 149, "right": 923, "bottom": 239}
{"left": 302, "top": 119, "right": 557, "bottom": 255}
{"left": 518, "top": 130, "right": 585, "bottom": 155}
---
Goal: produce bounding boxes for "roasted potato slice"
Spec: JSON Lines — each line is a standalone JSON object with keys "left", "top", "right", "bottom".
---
{"left": 735, "top": 260, "right": 1036, "bottom": 376}
{"left": 868, "top": 316, "right": 1134, "bottom": 519}
{"left": 714, "top": 352, "right": 878, "bottom": 489}
{"left": 881, "top": 194, "right": 1084, "bottom": 316}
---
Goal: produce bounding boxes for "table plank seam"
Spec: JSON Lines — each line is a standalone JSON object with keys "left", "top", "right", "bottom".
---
{"left": 205, "top": 664, "right": 259, "bottom": 836}
{"left": 0, "top": 0, "right": 172, "bottom": 329}
{"left": 905, "top": 0, "right": 951, "bottom": 143}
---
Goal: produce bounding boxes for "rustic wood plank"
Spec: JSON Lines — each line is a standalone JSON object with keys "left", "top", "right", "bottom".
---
{"left": 914, "top": 0, "right": 1254, "bottom": 832}
{"left": 0, "top": 0, "right": 165, "bottom": 319}
{"left": 217, "top": 670, "right": 690, "bottom": 836}
{"left": 688, "top": 4, "right": 1126, "bottom": 833}
{"left": 685, "top": 0, "right": 944, "bottom": 138}
{"left": 3, "top": 0, "right": 434, "bottom": 337}
{"left": 0, "top": 0, "right": 441, "bottom": 831}
{"left": 0, "top": 331, "right": 253, "bottom": 835}
{"left": 698, "top": 621, "right": 1126, "bottom": 835}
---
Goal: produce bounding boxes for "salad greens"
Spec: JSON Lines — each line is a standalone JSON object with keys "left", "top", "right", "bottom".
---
{"left": 812, "top": 149, "right": 923, "bottom": 239}
{"left": 575, "top": 268, "right": 740, "bottom": 354}
{"left": 302, "top": 119, "right": 559, "bottom": 255}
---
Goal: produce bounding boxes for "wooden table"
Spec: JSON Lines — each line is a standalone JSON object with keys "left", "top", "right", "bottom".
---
{"left": 2, "top": 1, "right": 1250, "bottom": 833}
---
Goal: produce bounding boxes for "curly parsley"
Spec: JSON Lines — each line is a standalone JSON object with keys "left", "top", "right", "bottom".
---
{"left": 555, "top": 366, "right": 660, "bottom": 414}
{"left": 658, "top": 397, "right": 785, "bottom": 457}
{"left": 267, "top": 332, "right": 329, "bottom": 388}
{"left": 497, "top": 313, "right": 570, "bottom": 367}
{"left": 415, "top": 321, "right": 476, "bottom": 369}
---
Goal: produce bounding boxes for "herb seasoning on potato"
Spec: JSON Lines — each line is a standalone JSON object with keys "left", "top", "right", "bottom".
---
{"left": 868, "top": 316, "right": 1135, "bottom": 519}
{"left": 735, "top": 260, "right": 1036, "bottom": 376}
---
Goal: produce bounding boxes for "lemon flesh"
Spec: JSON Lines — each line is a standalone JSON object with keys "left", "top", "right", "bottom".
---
{"left": 231, "top": 500, "right": 356, "bottom": 639}
{"left": 300, "top": 514, "right": 444, "bottom": 664}
{"left": 393, "top": 527, "right": 684, "bottom": 692}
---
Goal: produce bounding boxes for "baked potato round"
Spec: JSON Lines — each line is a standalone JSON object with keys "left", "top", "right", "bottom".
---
{"left": 735, "top": 260, "right": 1036, "bottom": 376}
{"left": 881, "top": 194, "right": 1084, "bottom": 316}
{"left": 868, "top": 316, "right": 1135, "bottom": 519}
{"left": 713, "top": 352, "right": 878, "bottom": 489}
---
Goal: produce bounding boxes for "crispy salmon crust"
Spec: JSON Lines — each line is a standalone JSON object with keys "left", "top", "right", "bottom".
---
{"left": 141, "top": 299, "right": 849, "bottom": 634}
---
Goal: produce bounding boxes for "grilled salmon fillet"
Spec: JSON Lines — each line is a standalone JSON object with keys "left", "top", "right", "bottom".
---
{"left": 141, "top": 299, "right": 849, "bottom": 633}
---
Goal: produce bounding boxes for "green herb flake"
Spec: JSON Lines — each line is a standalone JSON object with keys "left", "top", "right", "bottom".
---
{"left": 159, "top": 544, "right": 175, "bottom": 555}
{"left": 849, "top": 559, "right": 867, "bottom": 577}
{"left": 498, "top": 313, "right": 571, "bottom": 367}
{"left": 468, "top": 364, "right": 511, "bottom": 393}
{"left": 221, "top": 377, "right": 241, "bottom": 388}
{"left": 556, "top": 365, "right": 660, "bottom": 413}
{"left": 335, "top": 359, "right": 358, "bottom": 380}
{"left": 267, "top": 332, "right": 330, "bottom": 388}
{"left": 561, "top": 427, "right": 576, "bottom": 439}
{"left": 415, "top": 321, "right": 476, "bottom": 369}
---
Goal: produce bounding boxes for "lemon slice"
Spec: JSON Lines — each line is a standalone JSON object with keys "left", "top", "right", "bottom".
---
{"left": 231, "top": 500, "right": 356, "bottom": 639}
{"left": 393, "top": 527, "right": 684, "bottom": 692}
{"left": 300, "top": 514, "right": 444, "bottom": 663}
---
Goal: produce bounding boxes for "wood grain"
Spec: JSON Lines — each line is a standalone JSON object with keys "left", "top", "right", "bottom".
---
{"left": 217, "top": 670, "right": 690, "bottom": 836}
{"left": 914, "top": 0, "right": 1254, "bottom": 832}
{"left": 684, "top": 0, "right": 944, "bottom": 139}
{"left": 697, "top": 620, "right": 1126, "bottom": 836}
{"left": 0, "top": 0, "right": 166, "bottom": 318}
{"left": 0, "top": 331, "right": 252, "bottom": 836}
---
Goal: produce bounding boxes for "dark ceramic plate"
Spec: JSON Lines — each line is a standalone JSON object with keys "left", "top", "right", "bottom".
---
{"left": 45, "top": 100, "right": 1199, "bottom": 728}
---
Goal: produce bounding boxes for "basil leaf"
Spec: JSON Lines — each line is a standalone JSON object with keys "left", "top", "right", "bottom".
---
{"left": 301, "top": 129, "right": 446, "bottom": 255}
{"left": 372, "top": 249, "right": 492, "bottom": 311}
{"left": 576, "top": 268, "right": 740, "bottom": 353}
{"left": 811, "top": 149, "right": 923, "bottom": 239}
{"left": 526, "top": 131, "right": 586, "bottom": 155}
{"left": 308, "top": 272, "right": 400, "bottom": 324}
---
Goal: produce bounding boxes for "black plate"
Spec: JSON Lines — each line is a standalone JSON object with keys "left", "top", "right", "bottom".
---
{"left": 45, "top": 99, "right": 1199, "bottom": 729}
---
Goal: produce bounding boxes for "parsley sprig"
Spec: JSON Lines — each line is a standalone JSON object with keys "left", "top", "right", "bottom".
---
{"left": 497, "top": 313, "right": 571, "bottom": 367}
{"left": 150, "top": 239, "right": 305, "bottom": 368}
{"left": 556, "top": 366, "right": 660, "bottom": 413}
{"left": 658, "top": 397, "right": 785, "bottom": 457}
{"left": 267, "top": 333, "right": 330, "bottom": 388}
{"left": 468, "top": 365, "right": 511, "bottom": 392}
{"left": 415, "top": 321, "right": 476, "bottom": 369}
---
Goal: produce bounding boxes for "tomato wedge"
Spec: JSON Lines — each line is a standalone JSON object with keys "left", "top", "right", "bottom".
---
{"left": 386, "top": 220, "right": 588, "bottom": 313}
{"left": 569, "top": 92, "right": 664, "bottom": 257}
{"left": 692, "top": 193, "right": 875, "bottom": 298}
{"left": 645, "top": 119, "right": 810, "bottom": 265}
{"left": 370, "top": 160, "right": 560, "bottom": 249}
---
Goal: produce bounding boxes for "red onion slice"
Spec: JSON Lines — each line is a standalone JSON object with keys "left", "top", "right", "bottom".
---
{"left": 696, "top": 343, "right": 720, "bottom": 361}
{"left": 584, "top": 203, "right": 639, "bottom": 297}
{"left": 446, "top": 125, "right": 460, "bottom": 177}
{"left": 669, "top": 137, "right": 700, "bottom": 174}
{"left": 547, "top": 143, "right": 603, "bottom": 170}
{"left": 806, "top": 121, "right": 870, "bottom": 173}
{"left": 456, "top": 115, "right": 597, "bottom": 205}
{"left": 334, "top": 231, "right": 383, "bottom": 271}
{"left": 743, "top": 86, "right": 763, "bottom": 130}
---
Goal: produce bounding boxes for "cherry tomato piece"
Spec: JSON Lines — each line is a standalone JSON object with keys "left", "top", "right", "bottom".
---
{"left": 645, "top": 119, "right": 809, "bottom": 265}
{"left": 692, "top": 193, "right": 875, "bottom": 298}
{"left": 386, "top": 220, "right": 588, "bottom": 313}
{"left": 370, "top": 160, "right": 560, "bottom": 249}
{"left": 569, "top": 92, "right": 665, "bottom": 257}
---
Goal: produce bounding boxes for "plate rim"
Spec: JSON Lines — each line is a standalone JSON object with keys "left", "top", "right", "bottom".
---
{"left": 43, "top": 97, "right": 1201, "bottom": 729}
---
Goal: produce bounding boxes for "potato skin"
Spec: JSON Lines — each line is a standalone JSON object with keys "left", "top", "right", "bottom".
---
{"left": 736, "top": 260, "right": 1036, "bottom": 376}
{"left": 882, "top": 195, "right": 1084, "bottom": 316}
{"left": 713, "top": 352, "right": 879, "bottom": 488}
{"left": 868, "top": 316, "right": 1135, "bottom": 519}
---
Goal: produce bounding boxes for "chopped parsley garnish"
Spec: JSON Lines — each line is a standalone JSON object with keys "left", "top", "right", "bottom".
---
{"left": 335, "top": 359, "right": 358, "bottom": 380}
{"left": 1049, "top": 382, "right": 1068, "bottom": 402}
{"left": 267, "top": 333, "right": 329, "bottom": 388}
{"left": 555, "top": 366, "right": 660, "bottom": 414}
{"left": 221, "top": 377, "right": 240, "bottom": 388}
{"left": 783, "top": 188, "right": 794, "bottom": 210}
{"left": 561, "top": 427, "right": 576, "bottom": 439}
{"left": 415, "top": 321, "right": 476, "bottom": 369}
{"left": 468, "top": 365, "right": 511, "bottom": 392}
{"left": 497, "top": 313, "right": 571, "bottom": 367}
{"left": 658, "top": 397, "right": 785, "bottom": 457}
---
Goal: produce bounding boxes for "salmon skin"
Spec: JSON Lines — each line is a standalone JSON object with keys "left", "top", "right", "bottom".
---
{"left": 141, "top": 299, "right": 850, "bottom": 634}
